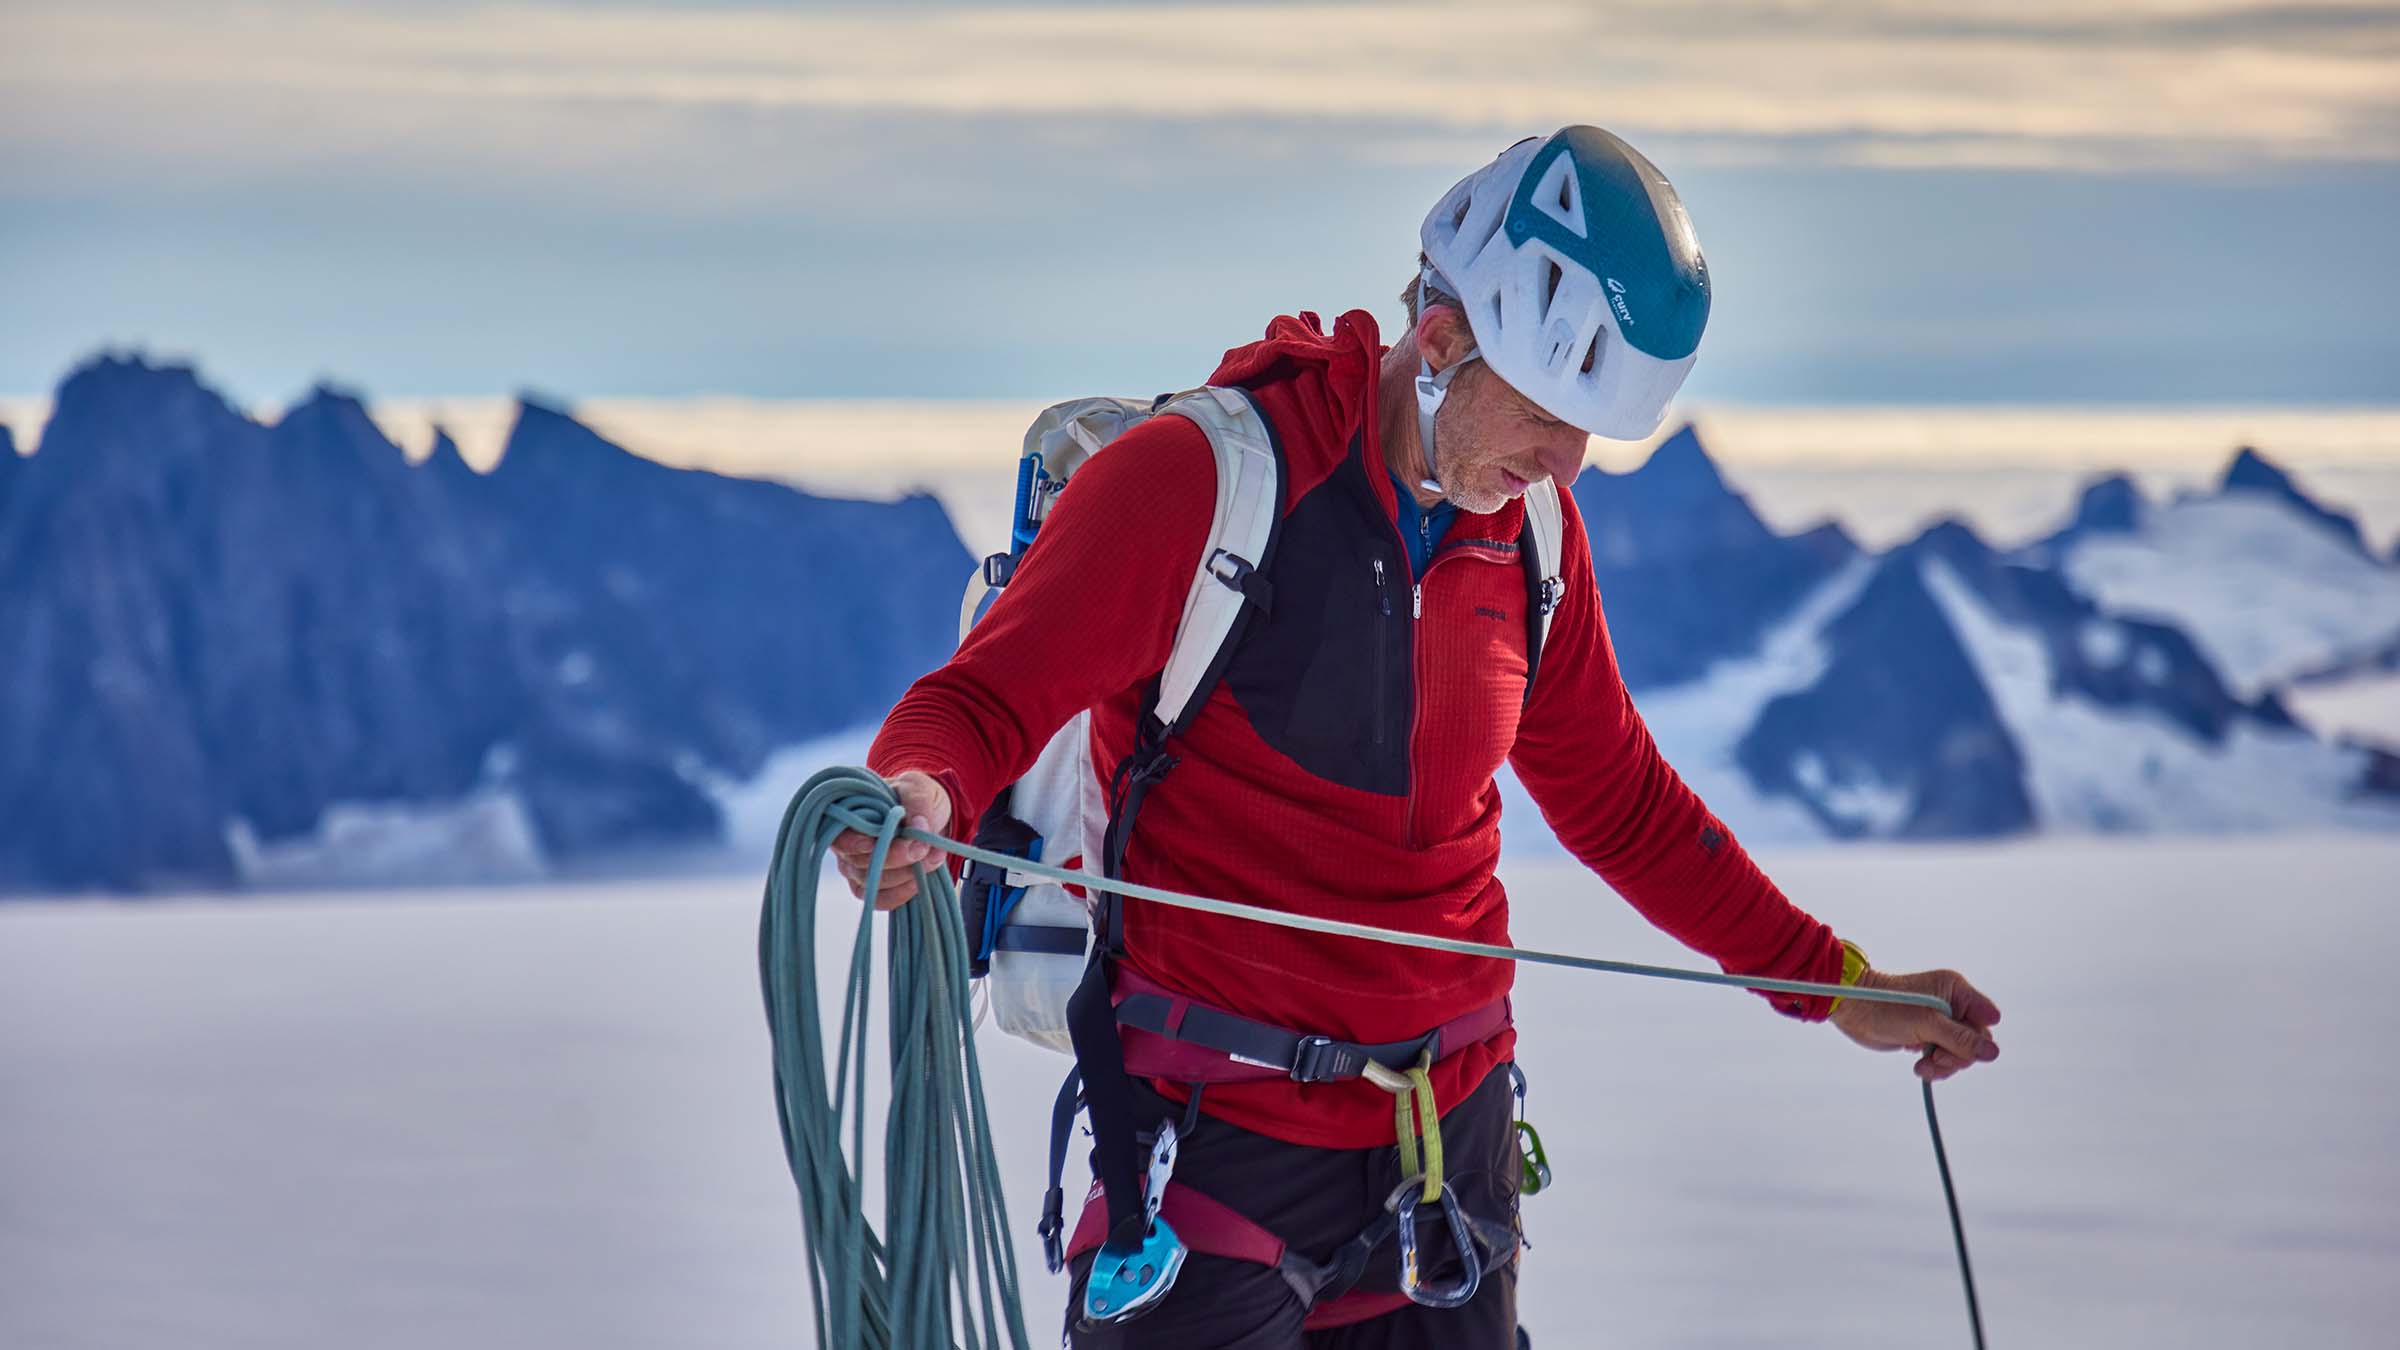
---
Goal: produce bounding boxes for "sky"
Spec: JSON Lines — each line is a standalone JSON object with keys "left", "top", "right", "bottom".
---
{"left": 4, "top": 0, "right": 2399, "bottom": 408}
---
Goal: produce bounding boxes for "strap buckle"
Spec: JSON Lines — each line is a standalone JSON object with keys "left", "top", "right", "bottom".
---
{"left": 1206, "top": 548, "right": 1255, "bottom": 589}
{"left": 1289, "top": 1034, "right": 1359, "bottom": 1084}
{"left": 1536, "top": 575, "right": 1565, "bottom": 616}
{"left": 983, "top": 550, "right": 1018, "bottom": 588}
{"left": 1038, "top": 1188, "right": 1067, "bottom": 1274}
{"left": 1206, "top": 549, "right": 1273, "bottom": 612}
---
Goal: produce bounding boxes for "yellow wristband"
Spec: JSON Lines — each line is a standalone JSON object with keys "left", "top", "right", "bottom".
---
{"left": 1826, "top": 939, "right": 1869, "bottom": 1015}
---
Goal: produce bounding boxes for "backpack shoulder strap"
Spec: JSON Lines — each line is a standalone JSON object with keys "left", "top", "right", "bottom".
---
{"left": 1072, "top": 386, "right": 1283, "bottom": 1258}
{"left": 1149, "top": 386, "right": 1285, "bottom": 734}
{"left": 1519, "top": 476, "right": 1566, "bottom": 699}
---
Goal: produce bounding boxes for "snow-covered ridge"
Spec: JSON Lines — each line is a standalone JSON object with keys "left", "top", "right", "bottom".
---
{"left": 2030, "top": 449, "right": 2400, "bottom": 700}
{"left": 1601, "top": 440, "right": 2398, "bottom": 844}
{"left": 0, "top": 354, "right": 969, "bottom": 895}
{"left": 2, "top": 350, "right": 2394, "bottom": 893}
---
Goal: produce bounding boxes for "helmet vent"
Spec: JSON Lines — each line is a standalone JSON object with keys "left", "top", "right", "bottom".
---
{"left": 1531, "top": 155, "right": 1586, "bottom": 237}
{"left": 1540, "top": 257, "right": 1563, "bottom": 314}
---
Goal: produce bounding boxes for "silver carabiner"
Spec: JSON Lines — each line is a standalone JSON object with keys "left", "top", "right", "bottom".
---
{"left": 1393, "top": 1181, "right": 1485, "bottom": 1309}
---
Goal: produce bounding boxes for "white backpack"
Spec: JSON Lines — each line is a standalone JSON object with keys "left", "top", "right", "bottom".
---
{"left": 956, "top": 387, "right": 1565, "bottom": 1054}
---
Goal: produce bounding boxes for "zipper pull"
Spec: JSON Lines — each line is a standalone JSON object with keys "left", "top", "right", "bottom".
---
{"left": 1413, "top": 584, "right": 1423, "bottom": 620}
{"left": 1374, "top": 558, "right": 1392, "bottom": 615}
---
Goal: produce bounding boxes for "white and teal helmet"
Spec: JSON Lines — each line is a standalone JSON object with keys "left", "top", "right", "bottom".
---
{"left": 1419, "top": 126, "right": 1711, "bottom": 441}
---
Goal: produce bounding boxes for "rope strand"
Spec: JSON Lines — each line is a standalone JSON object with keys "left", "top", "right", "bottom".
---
{"left": 901, "top": 822, "right": 1955, "bottom": 1015}
{"left": 1924, "top": 1078, "right": 1987, "bottom": 1349}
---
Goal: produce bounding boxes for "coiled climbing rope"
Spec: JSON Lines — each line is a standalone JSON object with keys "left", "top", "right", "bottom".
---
{"left": 759, "top": 769, "right": 1032, "bottom": 1350}
{"left": 761, "top": 766, "right": 1985, "bottom": 1349}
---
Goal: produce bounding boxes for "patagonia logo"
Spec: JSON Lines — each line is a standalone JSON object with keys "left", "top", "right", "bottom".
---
{"left": 1699, "top": 825, "right": 1724, "bottom": 856}
{"left": 1475, "top": 605, "right": 1509, "bottom": 621}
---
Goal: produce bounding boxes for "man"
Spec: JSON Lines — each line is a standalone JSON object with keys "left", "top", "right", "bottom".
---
{"left": 835, "top": 126, "right": 2001, "bottom": 1348}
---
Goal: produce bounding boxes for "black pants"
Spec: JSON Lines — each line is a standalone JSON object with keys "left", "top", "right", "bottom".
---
{"left": 1065, "top": 1062, "right": 1524, "bottom": 1349}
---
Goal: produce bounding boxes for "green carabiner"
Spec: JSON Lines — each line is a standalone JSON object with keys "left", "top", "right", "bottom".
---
{"left": 1515, "top": 1119, "right": 1552, "bottom": 1196}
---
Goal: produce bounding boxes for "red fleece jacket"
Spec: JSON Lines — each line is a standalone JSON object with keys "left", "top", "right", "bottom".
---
{"left": 871, "top": 311, "right": 1842, "bottom": 1148}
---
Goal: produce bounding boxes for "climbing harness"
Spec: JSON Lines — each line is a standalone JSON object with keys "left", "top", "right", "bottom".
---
{"left": 1044, "top": 968, "right": 1520, "bottom": 1330}
{"left": 762, "top": 767, "right": 1988, "bottom": 1349}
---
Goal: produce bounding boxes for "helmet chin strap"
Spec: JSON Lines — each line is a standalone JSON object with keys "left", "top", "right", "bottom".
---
{"left": 1412, "top": 344, "right": 1480, "bottom": 497}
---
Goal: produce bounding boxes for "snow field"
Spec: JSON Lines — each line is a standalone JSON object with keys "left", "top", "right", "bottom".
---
{"left": 2057, "top": 494, "right": 2400, "bottom": 698}
{"left": 3, "top": 834, "right": 2396, "bottom": 1348}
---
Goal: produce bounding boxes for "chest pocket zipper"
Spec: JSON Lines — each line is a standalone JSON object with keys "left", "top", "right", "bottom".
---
{"left": 1372, "top": 557, "right": 1392, "bottom": 746}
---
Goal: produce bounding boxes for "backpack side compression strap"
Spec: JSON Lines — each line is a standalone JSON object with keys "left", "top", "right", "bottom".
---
{"left": 1519, "top": 475, "right": 1566, "bottom": 701}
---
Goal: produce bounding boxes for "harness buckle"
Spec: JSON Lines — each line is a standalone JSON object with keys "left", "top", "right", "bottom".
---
{"left": 1288, "top": 1034, "right": 1358, "bottom": 1084}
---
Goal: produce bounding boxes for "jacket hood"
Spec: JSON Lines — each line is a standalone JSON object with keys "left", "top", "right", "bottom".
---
{"left": 1208, "top": 310, "right": 1385, "bottom": 460}
{"left": 1206, "top": 308, "right": 1527, "bottom": 539}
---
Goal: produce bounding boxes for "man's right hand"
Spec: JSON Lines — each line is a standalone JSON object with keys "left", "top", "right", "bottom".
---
{"left": 830, "top": 769, "right": 954, "bottom": 911}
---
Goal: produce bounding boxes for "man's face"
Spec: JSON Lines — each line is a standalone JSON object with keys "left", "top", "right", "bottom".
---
{"left": 1428, "top": 358, "right": 1590, "bottom": 515}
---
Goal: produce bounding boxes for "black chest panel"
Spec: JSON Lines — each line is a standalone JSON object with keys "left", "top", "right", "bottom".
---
{"left": 1222, "top": 446, "right": 1415, "bottom": 797}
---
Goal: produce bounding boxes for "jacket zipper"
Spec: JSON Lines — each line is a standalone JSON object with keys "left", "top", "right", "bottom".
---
{"left": 1400, "top": 545, "right": 1518, "bottom": 849}
{"left": 1405, "top": 576, "right": 1425, "bottom": 847}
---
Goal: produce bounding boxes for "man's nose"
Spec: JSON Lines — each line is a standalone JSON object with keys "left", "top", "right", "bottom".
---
{"left": 1537, "top": 436, "right": 1586, "bottom": 486}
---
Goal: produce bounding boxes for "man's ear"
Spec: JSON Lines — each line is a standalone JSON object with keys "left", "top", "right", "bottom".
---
{"left": 1414, "top": 304, "right": 1477, "bottom": 374}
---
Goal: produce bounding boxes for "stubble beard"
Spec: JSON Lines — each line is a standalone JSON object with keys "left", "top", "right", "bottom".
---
{"left": 1427, "top": 400, "right": 1512, "bottom": 516}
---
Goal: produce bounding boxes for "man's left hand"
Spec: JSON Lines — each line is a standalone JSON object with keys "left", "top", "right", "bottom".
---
{"left": 1828, "top": 967, "right": 2002, "bottom": 1082}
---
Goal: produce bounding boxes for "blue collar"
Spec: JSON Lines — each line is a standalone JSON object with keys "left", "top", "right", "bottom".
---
{"left": 1388, "top": 471, "right": 1459, "bottom": 580}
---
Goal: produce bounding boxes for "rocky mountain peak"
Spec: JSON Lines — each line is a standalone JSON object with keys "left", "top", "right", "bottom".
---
{"left": 2219, "top": 444, "right": 2372, "bottom": 556}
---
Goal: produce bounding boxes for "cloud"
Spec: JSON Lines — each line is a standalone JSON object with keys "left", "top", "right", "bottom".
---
{"left": 4, "top": 0, "right": 2397, "bottom": 206}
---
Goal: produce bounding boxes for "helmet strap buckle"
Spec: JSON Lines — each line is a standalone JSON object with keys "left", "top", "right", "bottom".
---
{"left": 1412, "top": 344, "right": 1480, "bottom": 498}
